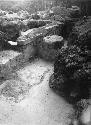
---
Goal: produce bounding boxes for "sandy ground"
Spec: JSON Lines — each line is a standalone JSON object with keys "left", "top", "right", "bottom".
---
{"left": 0, "top": 58, "right": 73, "bottom": 125}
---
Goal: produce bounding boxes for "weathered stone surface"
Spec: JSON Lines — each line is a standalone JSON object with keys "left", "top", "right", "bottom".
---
{"left": 27, "top": 19, "right": 52, "bottom": 29}
{"left": 0, "top": 50, "right": 25, "bottom": 79}
{"left": 38, "top": 35, "right": 64, "bottom": 61}
{"left": 42, "top": 21, "right": 63, "bottom": 36}
{"left": 17, "top": 28, "right": 41, "bottom": 45}
{"left": 17, "top": 22, "right": 63, "bottom": 45}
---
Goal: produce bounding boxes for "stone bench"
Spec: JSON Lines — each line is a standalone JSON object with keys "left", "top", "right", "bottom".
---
{"left": 38, "top": 35, "right": 64, "bottom": 61}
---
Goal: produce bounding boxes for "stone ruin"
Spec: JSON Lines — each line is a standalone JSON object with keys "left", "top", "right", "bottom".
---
{"left": 0, "top": 9, "right": 66, "bottom": 82}
{"left": 0, "top": 6, "right": 90, "bottom": 124}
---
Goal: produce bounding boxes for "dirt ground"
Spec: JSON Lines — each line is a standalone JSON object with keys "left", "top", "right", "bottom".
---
{"left": 0, "top": 58, "right": 73, "bottom": 125}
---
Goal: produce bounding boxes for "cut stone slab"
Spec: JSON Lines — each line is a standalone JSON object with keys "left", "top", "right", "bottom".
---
{"left": 17, "top": 22, "right": 63, "bottom": 46}
{"left": 38, "top": 35, "right": 64, "bottom": 61}
{"left": 43, "top": 35, "right": 63, "bottom": 44}
{"left": 17, "top": 28, "right": 42, "bottom": 46}
{"left": 0, "top": 50, "right": 25, "bottom": 79}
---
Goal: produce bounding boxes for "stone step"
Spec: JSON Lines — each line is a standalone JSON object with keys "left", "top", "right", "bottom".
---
{"left": 0, "top": 50, "right": 26, "bottom": 80}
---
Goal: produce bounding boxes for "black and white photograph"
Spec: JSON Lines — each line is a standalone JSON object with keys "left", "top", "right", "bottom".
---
{"left": 0, "top": 0, "right": 90, "bottom": 125}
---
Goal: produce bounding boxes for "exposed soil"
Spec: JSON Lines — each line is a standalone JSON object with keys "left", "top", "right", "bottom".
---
{"left": 0, "top": 58, "right": 73, "bottom": 125}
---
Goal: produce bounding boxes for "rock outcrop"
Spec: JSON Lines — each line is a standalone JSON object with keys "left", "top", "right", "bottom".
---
{"left": 17, "top": 22, "right": 63, "bottom": 45}
{"left": 49, "top": 45, "right": 91, "bottom": 103}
